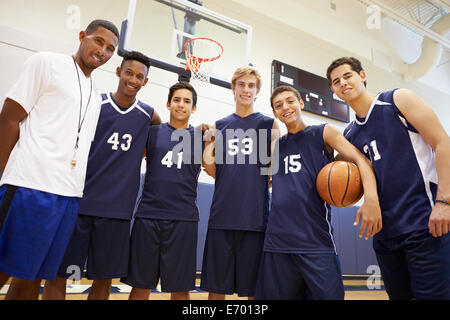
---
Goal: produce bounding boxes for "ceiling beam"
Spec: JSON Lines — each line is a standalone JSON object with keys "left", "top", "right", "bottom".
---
{"left": 427, "top": 0, "right": 450, "bottom": 12}
{"left": 358, "top": 0, "right": 450, "bottom": 50}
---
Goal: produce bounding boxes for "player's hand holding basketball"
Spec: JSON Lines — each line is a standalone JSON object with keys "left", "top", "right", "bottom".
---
{"left": 428, "top": 201, "right": 450, "bottom": 237}
{"left": 322, "top": 124, "right": 382, "bottom": 240}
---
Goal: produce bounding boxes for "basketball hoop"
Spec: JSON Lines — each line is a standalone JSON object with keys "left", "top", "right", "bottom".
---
{"left": 184, "top": 37, "right": 223, "bottom": 86}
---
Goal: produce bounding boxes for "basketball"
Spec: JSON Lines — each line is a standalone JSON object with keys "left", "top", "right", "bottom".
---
{"left": 316, "top": 161, "right": 363, "bottom": 208}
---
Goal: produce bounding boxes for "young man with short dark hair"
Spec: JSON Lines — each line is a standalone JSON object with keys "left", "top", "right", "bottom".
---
{"left": 0, "top": 19, "right": 120, "bottom": 300}
{"left": 123, "top": 82, "right": 202, "bottom": 300}
{"left": 255, "top": 85, "right": 381, "bottom": 300}
{"left": 327, "top": 56, "right": 450, "bottom": 299}
{"left": 42, "top": 51, "right": 161, "bottom": 300}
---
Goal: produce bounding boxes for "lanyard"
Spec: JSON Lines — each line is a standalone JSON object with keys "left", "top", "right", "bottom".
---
{"left": 71, "top": 56, "right": 93, "bottom": 168}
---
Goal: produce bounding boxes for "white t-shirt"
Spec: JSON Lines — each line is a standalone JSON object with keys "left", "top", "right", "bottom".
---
{"left": 0, "top": 51, "right": 101, "bottom": 197}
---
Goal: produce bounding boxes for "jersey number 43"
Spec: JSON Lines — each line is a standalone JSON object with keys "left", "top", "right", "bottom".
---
{"left": 107, "top": 132, "right": 132, "bottom": 151}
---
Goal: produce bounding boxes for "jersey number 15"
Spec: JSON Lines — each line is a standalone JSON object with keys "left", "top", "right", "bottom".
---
{"left": 284, "top": 154, "right": 302, "bottom": 174}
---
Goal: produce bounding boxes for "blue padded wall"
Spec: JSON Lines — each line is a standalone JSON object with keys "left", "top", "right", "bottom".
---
{"left": 330, "top": 206, "right": 378, "bottom": 274}
{"left": 196, "top": 182, "right": 214, "bottom": 270}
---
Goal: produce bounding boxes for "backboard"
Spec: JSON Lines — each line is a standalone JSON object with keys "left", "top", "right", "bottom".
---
{"left": 119, "top": 0, "right": 253, "bottom": 89}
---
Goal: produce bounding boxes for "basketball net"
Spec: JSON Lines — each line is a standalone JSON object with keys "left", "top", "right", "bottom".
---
{"left": 184, "top": 37, "right": 223, "bottom": 86}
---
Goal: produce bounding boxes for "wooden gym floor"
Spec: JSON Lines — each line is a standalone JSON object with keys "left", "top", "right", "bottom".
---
{"left": 0, "top": 276, "right": 388, "bottom": 300}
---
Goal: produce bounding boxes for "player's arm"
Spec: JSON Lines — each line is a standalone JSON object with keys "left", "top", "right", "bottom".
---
{"left": 268, "top": 120, "right": 281, "bottom": 182}
{"left": 141, "top": 111, "right": 162, "bottom": 159}
{"left": 151, "top": 110, "right": 162, "bottom": 126}
{"left": 271, "top": 120, "right": 281, "bottom": 150}
{"left": 0, "top": 53, "right": 49, "bottom": 174}
{"left": 333, "top": 153, "right": 345, "bottom": 161}
{"left": 394, "top": 89, "right": 450, "bottom": 237}
{"left": 323, "top": 124, "right": 382, "bottom": 240}
{"left": 202, "top": 124, "right": 216, "bottom": 179}
{"left": 0, "top": 98, "right": 28, "bottom": 173}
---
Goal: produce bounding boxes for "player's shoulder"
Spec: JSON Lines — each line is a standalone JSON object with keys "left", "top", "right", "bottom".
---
{"left": 137, "top": 100, "right": 153, "bottom": 112}
{"left": 374, "top": 89, "right": 399, "bottom": 106}
{"left": 100, "top": 92, "right": 110, "bottom": 102}
{"left": 24, "top": 51, "right": 70, "bottom": 72}
{"left": 147, "top": 122, "right": 162, "bottom": 142}
{"left": 135, "top": 100, "right": 154, "bottom": 119}
{"left": 149, "top": 121, "right": 167, "bottom": 133}
{"left": 31, "top": 51, "right": 64, "bottom": 60}
{"left": 302, "top": 124, "right": 327, "bottom": 140}
{"left": 258, "top": 112, "right": 274, "bottom": 121}
{"left": 35, "top": 51, "right": 72, "bottom": 65}
{"left": 254, "top": 112, "right": 275, "bottom": 125}
{"left": 215, "top": 113, "right": 236, "bottom": 127}
{"left": 218, "top": 113, "right": 236, "bottom": 122}
{"left": 310, "top": 123, "right": 326, "bottom": 131}
{"left": 343, "top": 120, "right": 357, "bottom": 138}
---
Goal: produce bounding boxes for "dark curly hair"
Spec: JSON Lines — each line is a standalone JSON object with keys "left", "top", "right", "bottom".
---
{"left": 326, "top": 57, "right": 367, "bottom": 87}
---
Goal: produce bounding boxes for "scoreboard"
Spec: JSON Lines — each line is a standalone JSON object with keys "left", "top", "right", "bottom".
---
{"left": 271, "top": 60, "right": 350, "bottom": 123}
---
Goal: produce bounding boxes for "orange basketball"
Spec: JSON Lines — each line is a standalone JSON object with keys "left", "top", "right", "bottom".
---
{"left": 316, "top": 161, "right": 363, "bottom": 208}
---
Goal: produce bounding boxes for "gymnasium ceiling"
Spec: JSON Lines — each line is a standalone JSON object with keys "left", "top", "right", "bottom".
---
{"left": 227, "top": 0, "right": 450, "bottom": 94}
{"left": 357, "top": 0, "right": 450, "bottom": 49}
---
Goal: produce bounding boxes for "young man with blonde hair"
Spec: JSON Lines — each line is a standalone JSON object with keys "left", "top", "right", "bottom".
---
{"left": 201, "top": 66, "right": 279, "bottom": 300}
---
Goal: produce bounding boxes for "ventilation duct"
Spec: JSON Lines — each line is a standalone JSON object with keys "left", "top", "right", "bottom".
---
{"left": 406, "top": 13, "right": 450, "bottom": 80}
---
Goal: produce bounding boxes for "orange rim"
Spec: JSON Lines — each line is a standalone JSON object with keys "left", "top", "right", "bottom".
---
{"left": 184, "top": 37, "right": 223, "bottom": 71}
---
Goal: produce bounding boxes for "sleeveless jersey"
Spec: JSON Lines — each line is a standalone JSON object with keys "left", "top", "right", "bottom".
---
{"left": 208, "top": 112, "right": 274, "bottom": 231}
{"left": 264, "top": 124, "right": 336, "bottom": 254}
{"left": 135, "top": 123, "right": 203, "bottom": 221}
{"left": 344, "top": 89, "right": 437, "bottom": 239}
{"left": 78, "top": 92, "right": 154, "bottom": 220}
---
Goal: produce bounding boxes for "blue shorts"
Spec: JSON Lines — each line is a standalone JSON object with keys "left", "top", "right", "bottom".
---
{"left": 122, "top": 218, "right": 198, "bottom": 292}
{"left": 0, "top": 185, "right": 79, "bottom": 281}
{"left": 57, "top": 214, "right": 130, "bottom": 280}
{"left": 374, "top": 229, "right": 450, "bottom": 300}
{"left": 200, "top": 229, "right": 265, "bottom": 297}
{"left": 254, "top": 252, "right": 344, "bottom": 300}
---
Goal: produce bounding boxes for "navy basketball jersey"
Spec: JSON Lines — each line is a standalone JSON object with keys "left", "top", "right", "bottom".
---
{"left": 135, "top": 123, "right": 203, "bottom": 221}
{"left": 264, "top": 124, "right": 336, "bottom": 254}
{"left": 79, "top": 93, "right": 154, "bottom": 220}
{"left": 344, "top": 89, "right": 437, "bottom": 239}
{"left": 208, "top": 112, "right": 274, "bottom": 232}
